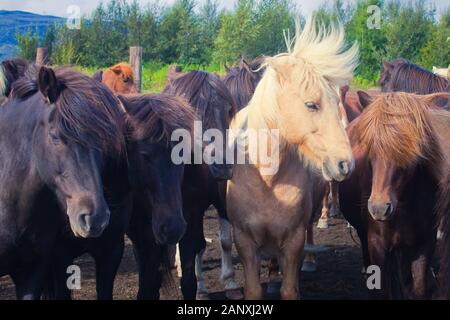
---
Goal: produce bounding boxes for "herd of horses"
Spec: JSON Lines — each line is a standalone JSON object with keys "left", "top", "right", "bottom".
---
{"left": 0, "top": 17, "right": 450, "bottom": 300}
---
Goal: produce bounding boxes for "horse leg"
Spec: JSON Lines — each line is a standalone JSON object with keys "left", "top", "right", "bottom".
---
{"left": 195, "top": 248, "right": 208, "bottom": 300}
{"left": 280, "top": 231, "right": 305, "bottom": 300}
{"left": 317, "top": 184, "right": 330, "bottom": 229}
{"left": 368, "top": 237, "right": 390, "bottom": 299}
{"left": 93, "top": 237, "right": 124, "bottom": 300}
{"left": 234, "top": 228, "right": 262, "bottom": 300}
{"left": 218, "top": 217, "right": 242, "bottom": 300}
{"left": 302, "top": 224, "right": 317, "bottom": 272}
{"left": 179, "top": 211, "right": 205, "bottom": 300}
{"left": 266, "top": 258, "right": 280, "bottom": 295}
{"left": 329, "top": 181, "right": 342, "bottom": 218}
{"left": 11, "top": 260, "right": 48, "bottom": 300}
{"left": 128, "top": 223, "right": 163, "bottom": 300}
{"left": 45, "top": 249, "right": 73, "bottom": 300}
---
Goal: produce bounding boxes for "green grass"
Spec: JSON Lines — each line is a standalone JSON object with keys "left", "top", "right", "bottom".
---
{"left": 74, "top": 62, "right": 379, "bottom": 92}
{"left": 73, "top": 62, "right": 224, "bottom": 93}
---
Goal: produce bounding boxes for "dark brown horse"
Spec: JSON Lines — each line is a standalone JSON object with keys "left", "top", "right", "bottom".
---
{"left": 0, "top": 65, "right": 125, "bottom": 299}
{"left": 380, "top": 59, "right": 449, "bottom": 94}
{"left": 340, "top": 92, "right": 449, "bottom": 299}
{"left": 161, "top": 70, "right": 236, "bottom": 299}
{"left": 45, "top": 92, "right": 195, "bottom": 300}
{"left": 121, "top": 93, "right": 196, "bottom": 300}
{"left": 223, "top": 57, "right": 265, "bottom": 110}
{"left": 438, "top": 172, "right": 450, "bottom": 299}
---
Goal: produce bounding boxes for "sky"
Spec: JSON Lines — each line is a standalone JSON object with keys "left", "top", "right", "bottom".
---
{"left": 0, "top": 0, "right": 449, "bottom": 17}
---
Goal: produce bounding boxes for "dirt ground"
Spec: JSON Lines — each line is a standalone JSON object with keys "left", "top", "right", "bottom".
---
{"left": 0, "top": 209, "right": 368, "bottom": 300}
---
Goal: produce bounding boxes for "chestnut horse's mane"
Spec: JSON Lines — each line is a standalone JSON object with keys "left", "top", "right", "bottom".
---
{"left": 117, "top": 93, "right": 196, "bottom": 144}
{"left": 382, "top": 59, "right": 449, "bottom": 94}
{"left": 11, "top": 65, "right": 125, "bottom": 155}
{"left": 353, "top": 92, "right": 444, "bottom": 168}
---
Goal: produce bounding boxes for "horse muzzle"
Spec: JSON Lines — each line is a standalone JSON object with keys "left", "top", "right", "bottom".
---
{"left": 322, "top": 158, "right": 354, "bottom": 182}
{"left": 368, "top": 199, "right": 394, "bottom": 221}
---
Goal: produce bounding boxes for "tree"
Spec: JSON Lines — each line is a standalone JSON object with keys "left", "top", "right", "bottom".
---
{"left": 420, "top": 8, "right": 450, "bottom": 69}
{"left": 384, "top": 0, "right": 435, "bottom": 63}
{"left": 213, "top": 0, "right": 259, "bottom": 65}
{"left": 16, "top": 28, "right": 39, "bottom": 61}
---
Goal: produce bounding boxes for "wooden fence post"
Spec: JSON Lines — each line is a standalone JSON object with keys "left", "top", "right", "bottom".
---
{"left": 36, "top": 48, "right": 47, "bottom": 65}
{"left": 129, "top": 47, "right": 142, "bottom": 93}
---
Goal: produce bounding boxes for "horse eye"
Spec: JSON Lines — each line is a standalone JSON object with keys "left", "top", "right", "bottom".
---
{"left": 305, "top": 102, "right": 319, "bottom": 112}
{"left": 49, "top": 129, "right": 61, "bottom": 144}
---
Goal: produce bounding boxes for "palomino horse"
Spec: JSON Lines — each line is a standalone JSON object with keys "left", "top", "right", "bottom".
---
{"left": 340, "top": 92, "right": 450, "bottom": 299}
{"left": 227, "top": 17, "right": 358, "bottom": 300}
{"left": 162, "top": 70, "right": 237, "bottom": 300}
{"left": 93, "top": 62, "right": 138, "bottom": 94}
{"left": 0, "top": 65, "right": 124, "bottom": 299}
{"left": 381, "top": 59, "right": 449, "bottom": 94}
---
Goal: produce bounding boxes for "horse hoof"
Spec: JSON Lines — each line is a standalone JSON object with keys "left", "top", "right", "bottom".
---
{"left": 317, "top": 218, "right": 328, "bottom": 229}
{"left": 301, "top": 261, "right": 317, "bottom": 272}
{"left": 329, "top": 207, "right": 342, "bottom": 218}
{"left": 196, "top": 292, "right": 210, "bottom": 300}
{"left": 225, "top": 289, "right": 243, "bottom": 300}
{"left": 266, "top": 282, "right": 279, "bottom": 295}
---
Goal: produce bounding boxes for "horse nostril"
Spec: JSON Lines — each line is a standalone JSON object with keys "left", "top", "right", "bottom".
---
{"left": 338, "top": 161, "right": 350, "bottom": 176}
{"left": 386, "top": 203, "right": 392, "bottom": 214}
{"left": 77, "top": 213, "right": 91, "bottom": 232}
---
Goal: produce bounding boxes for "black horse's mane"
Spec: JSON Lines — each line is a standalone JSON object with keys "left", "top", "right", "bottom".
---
{"left": 223, "top": 57, "right": 265, "bottom": 110}
{"left": 11, "top": 65, "right": 125, "bottom": 155}
{"left": 163, "top": 70, "right": 237, "bottom": 126}
{"left": 118, "top": 93, "right": 196, "bottom": 144}
{"left": 381, "top": 59, "right": 449, "bottom": 94}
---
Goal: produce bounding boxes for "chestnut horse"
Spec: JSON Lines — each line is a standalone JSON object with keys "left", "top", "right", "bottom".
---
{"left": 380, "top": 59, "right": 449, "bottom": 94}
{"left": 93, "top": 62, "right": 138, "bottom": 94}
{"left": 227, "top": 17, "right": 358, "bottom": 300}
{"left": 340, "top": 92, "right": 450, "bottom": 299}
{"left": 0, "top": 65, "right": 124, "bottom": 299}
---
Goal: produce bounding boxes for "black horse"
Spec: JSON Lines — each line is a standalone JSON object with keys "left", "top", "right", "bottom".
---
{"left": 45, "top": 92, "right": 196, "bottom": 300}
{"left": 161, "top": 70, "right": 236, "bottom": 299}
{"left": 0, "top": 65, "right": 124, "bottom": 299}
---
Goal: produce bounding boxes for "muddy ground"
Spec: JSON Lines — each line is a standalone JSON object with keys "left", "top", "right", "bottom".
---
{"left": 0, "top": 209, "right": 369, "bottom": 300}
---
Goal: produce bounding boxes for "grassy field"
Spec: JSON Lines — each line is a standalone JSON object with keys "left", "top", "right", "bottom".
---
{"left": 76, "top": 62, "right": 225, "bottom": 93}
{"left": 75, "top": 62, "right": 378, "bottom": 93}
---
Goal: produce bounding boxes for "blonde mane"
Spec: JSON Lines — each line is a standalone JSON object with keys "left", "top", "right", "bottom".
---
{"left": 0, "top": 64, "right": 6, "bottom": 96}
{"left": 355, "top": 92, "right": 444, "bottom": 168}
{"left": 247, "top": 16, "right": 359, "bottom": 130}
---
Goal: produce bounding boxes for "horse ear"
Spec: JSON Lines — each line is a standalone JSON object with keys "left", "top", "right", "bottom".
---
{"left": 383, "top": 61, "right": 393, "bottom": 71}
{"left": 357, "top": 91, "right": 373, "bottom": 109}
{"left": 424, "top": 93, "right": 450, "bottom": 110}
{"left": 266, "top": 58, "right": 292, "bottom": 84}
{"left": 116, "top": 95, "right": 131, "bottom": 112}
{"left": 110, "top": 65, "right": 122, "bottom": 75}
{"left": 92, "top": 70, "right": 103, "bottom": 82}
{"left": 38, "top": 66, "right": 63, "bottom": 104}
{"left": 340, "top": 85, "right": 350, "bottom": 102}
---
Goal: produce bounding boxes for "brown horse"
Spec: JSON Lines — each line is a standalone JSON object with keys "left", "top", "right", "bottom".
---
{"left": 93, "top": 62, "right": 138, "bottom": 94}
{"left": 380, "top": 59, "right": 449, "bottom": 94}
{"left": 340, "top": 92, "right": 450, "bottom": 299}
{"left": 227, "top": 17, "right": 358, "bottom": 300}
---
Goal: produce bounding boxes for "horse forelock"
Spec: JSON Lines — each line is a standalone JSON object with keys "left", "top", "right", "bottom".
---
{"left": 355, "top": 92, "right": 442, "bottom": 168}
{"left": 119, "top": 93, "right": 196, "bottom": 144}
{"left": 11, "top": 66, "right": 125, "bottom": 156}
